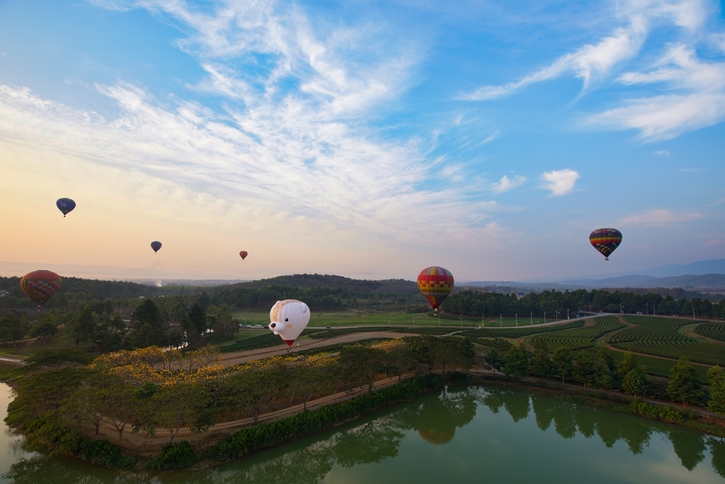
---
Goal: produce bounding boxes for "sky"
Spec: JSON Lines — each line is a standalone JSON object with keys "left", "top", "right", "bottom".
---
{"left": 0, "top": 0, "right": 724, "bottom": 282}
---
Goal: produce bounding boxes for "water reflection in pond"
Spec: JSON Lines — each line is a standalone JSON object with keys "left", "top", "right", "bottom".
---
{"left": 1, "top": 384, "right": 724, "bottom": 483}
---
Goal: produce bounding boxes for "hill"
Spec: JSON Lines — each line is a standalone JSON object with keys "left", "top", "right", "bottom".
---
{"left": 220, "top": 274, "right": 420, "bottom": 294}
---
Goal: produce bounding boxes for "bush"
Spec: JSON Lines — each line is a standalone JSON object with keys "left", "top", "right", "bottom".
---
{"left": 148, "top": 441, "right": 199, "bottom": 471}
{"left": 24, "top": 349, "right": 96, "bottom": 369}
{"left": 448, "top": 371, "right": 469, "bottom": 385}
{"left": 630, "top": 400, "right": 684, "bottom": 423}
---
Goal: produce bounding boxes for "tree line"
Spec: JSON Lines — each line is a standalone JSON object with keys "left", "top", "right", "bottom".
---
{"left": 441, "top": 288, "right": 725, "bottom": 319}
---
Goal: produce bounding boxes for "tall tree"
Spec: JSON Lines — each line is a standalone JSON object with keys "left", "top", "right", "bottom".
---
{"left": 131, "top": 299, "right": 167, "bottom": 347}
{"left": 503, "top": 344, "right": 531, "bottom": 377}
{"left": 573, "top": 352, "right": 596, "bottom": 388}
{"left": 667, "top": 356, "right": 702, "bottom": 407}
{"left": 552, "top": 347, "right": 573, "bottom": 384}
{"left": 708, "top": 366, "right": 725, "bottom": 414}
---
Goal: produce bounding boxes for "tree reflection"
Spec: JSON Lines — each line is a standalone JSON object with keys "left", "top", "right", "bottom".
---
{"left": 395, "top": 387, "right": 478, "bottom": 445}
{"left": 335, "top": 420, "right": 404, "bottom": 466}
{"left": 531, "top": 395, "right": 555, "bottom": 431}
{"left": 708, "top": 437, "right": 725, "bottom": 478}
{"left": 503, "top": 391, "right": 530, "bottom": 423}
{"left": 668, "top": 428, "right": 706, "bottom": 471}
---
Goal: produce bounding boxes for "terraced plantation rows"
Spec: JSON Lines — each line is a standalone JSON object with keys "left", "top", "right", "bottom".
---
{"left": 608, "top": 316, "right": 725, "bottom": 366}
{"left": 694, "top": 322, "right": 725, "bottom": 342}
{"left": 531, "top": 316, "right": 624, "bottom": 352}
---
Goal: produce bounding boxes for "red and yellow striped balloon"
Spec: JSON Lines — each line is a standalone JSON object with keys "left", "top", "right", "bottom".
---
{"left": 589, "top": 228, "right": 622, "bottom": 261}
{"left": 417, "top": 266, "right": 454, "bottom": 312}
{"left": 19, "top": 270, "right": 62, "bottom": 310}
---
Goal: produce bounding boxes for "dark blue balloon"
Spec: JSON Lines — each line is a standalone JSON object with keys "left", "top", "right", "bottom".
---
{"left": 56, "top": 198, "right": 76, "bottom": 217}
{"left": 151, "top": 241, "right": 162, "bottom": 254}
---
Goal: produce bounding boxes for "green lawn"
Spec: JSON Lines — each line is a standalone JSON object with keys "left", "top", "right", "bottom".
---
{"left": 231, "top": 309, "right": 571, "bottom": 329}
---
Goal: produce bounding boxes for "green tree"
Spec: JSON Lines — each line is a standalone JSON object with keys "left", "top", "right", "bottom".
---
{"left": 552, "top": 347, "right": 573, "bottom": 384}
{"left": 150, "top": 383, "right": 210, "bottom": 443}
{"left": 29, "top": 320, "right": 57, "bottom": 345}
{"left": 531, "top": 348, "right": 555, "bottom": 378}
{"left": 618, "top": 351, "right": 649, "bottom": 392}
{"left": 73, "top": 306, "right": 98, "bottom": 345}
{"left": 485, "top": 348, "right": 505, "bottom": 374}
{"left": 503, "top": 344, "right": 531, "bottom": 377}
{"left": 622, "top": 370, "right": 647, "bottom": 397}
{"left": 340, "top": 345, "right": 385, "bottom": 392}
{"left": 406, "top": 336, "right": 435, "bottom": 374}
{"left": 208, "top": 305, "right": 239, "bottom": 340}
{"left": 182, "top": 303, "right": 207, "bottom": 344}
{"left": 667, "top": 356, "right": 702, "bottom": 407}
{"left": 708, "top": 366, "right": 725, "bottom": 414}
{"left": 573, "top": 352, "right": 596, "bottom": 388}
{"left": 131, "top": 299, "right": 168, "bottom": 346}
{"left": 594, "top": 357, "right": 614, "bottom": 390}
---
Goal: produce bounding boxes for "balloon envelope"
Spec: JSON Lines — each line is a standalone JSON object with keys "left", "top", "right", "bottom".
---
{"left": 239, "top": 251, "right": 248, "bottom": 260}
{"left": 20, "top": 270, "right": 62, "bottom": 310}
{"left": 56, "top": 198, "right": 76, "bottom": 217}
{"left": 417, "top": 266, "right": 454, "bottom": 311}
{"left": 151, "top": 241, "right": 162, "bottom": 253}
{"left": 589, "top": 228, "right": 622, "bottom": 260}
{"left": 269, "top": 299, "right": 310, "bottom": 346}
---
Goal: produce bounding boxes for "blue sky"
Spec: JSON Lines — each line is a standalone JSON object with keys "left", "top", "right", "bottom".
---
{"left": 0, "top": 0, "right": 723, "bottom": 281}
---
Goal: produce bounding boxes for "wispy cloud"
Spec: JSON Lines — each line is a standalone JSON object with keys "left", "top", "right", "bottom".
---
{"left": 491, "top": 174, "right": 526, "bottom": 194}
{"left": 458, "top": 22, "right": 646, "bottom": 101}
{"left": 540, "top": 169, "right": 580, "bottom": 197}
{"left": 587, "top": 44, "right": 725, "bottom": 140}
{"left": 654, "top": 149, "right": 671, "bottom": 156}
{"left": 457, "top": 1, "right": 725, "bottom": 139}
{"left": 619, "top": 208, "right": 703, "bottom": 226}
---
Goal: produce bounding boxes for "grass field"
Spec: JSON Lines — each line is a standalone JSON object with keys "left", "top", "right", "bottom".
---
{"left": 230, "top": 310, "right": 569, "bottom": 328}
{"left": 459, "top": 319, "right": 585, "bottom": 339}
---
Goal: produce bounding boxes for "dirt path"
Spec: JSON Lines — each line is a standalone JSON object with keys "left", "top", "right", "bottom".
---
{"left": 218, "top": 331, "right": 415, "bottom": 366}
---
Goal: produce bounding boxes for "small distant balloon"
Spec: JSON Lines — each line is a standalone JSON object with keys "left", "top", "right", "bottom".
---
{"left": 417, "top": 266, "right": 454, "bottom": 313}
{"left": 239, "top": 251, "right": 248, "bottom": 260}
{"left": 151, "top": 241, "right": 162, "bottom": 254}
{"left": 589, "top": 228, "right": 622, "bottom": 261}
{"left": 269, "top": 300, "right": 310, "bottom": 351}
{"left": 56, "top": 198, "right": 76, "bottom": 217}
{"left": 20, "top": 270, "right": 62, "bottom": 310}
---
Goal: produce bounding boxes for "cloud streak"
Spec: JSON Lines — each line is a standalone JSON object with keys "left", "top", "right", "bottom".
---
{"left": 619, "top": 208, "right": 703, "bottom": 227}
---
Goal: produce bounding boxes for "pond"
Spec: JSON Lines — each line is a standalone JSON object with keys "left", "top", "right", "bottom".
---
{"left": 0, "top": 383, "right": 723, "bottom": 483}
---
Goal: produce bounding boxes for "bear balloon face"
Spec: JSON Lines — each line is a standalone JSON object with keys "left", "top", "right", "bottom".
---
{"left": 269, "top": 300, "right": 310, "bottom": 347}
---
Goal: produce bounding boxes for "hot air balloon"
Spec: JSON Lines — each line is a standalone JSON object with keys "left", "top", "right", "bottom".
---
{"left": 56, "top": 198, "right": 76, "bottom": 217}
{"left": 151, "top": 241, "right": 162, "bottom": 254}
{"left": 589, "top": 228, "right": 622, "bottom": 261}
{"left": 269, "top": 299, "right": 310, "bottom": 351}
{"left": 417, "top": 266, "right": 454, "bottom": 313}
{"left": 239, "top": 251, "right": 248, "bottom": 260}
{"left": 19, "top": 270, "right": 62, "bottom": 310}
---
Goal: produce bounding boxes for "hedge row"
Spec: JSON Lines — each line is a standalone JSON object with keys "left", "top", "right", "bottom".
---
{"left": 209, "top": 374, "right": 444, "bottom": 461}
{"left": 630, "top": 400, "right": 685, "bottom": 424}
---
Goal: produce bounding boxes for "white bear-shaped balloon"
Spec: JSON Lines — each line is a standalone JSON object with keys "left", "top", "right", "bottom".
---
{"left": 269, "top": 299, "right": 310, "bottom": 349}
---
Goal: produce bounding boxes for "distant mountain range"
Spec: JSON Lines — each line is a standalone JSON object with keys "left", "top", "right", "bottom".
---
{"left": 461, "top": 259, "right": 725, "bottom": 291}
{"left": 560, "top": 273, "right": 725, "bottom": 289}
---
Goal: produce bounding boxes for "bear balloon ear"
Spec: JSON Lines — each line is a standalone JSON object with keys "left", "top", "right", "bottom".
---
{"left": 302, "top": 306, "right": 308, "bottom": 313}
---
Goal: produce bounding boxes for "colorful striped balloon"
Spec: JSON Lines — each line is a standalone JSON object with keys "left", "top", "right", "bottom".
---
{"left": 19, "top": 270, "right": 62, "bottom": 310}
{"left": 417, "top": 266, "right": 454, "bottom": 312}
{"left": 589, "top": 228, "right": 622, "bottom": 261}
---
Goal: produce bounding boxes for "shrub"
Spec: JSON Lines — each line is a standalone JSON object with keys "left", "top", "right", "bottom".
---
{"left": 630, "top": 400, "right": 684, "bottom": 423}
{"left": 148, "top": 441, "right": 199, "bottom": 471}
